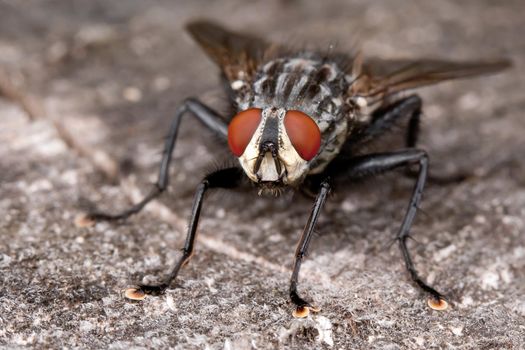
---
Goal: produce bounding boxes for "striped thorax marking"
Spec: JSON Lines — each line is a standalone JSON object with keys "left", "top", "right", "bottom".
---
{"left": 233, "top": 56, "right": 355, "bottom": 178}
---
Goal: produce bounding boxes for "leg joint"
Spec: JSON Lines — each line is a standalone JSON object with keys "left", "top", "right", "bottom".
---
{"left": 320, "top": 179, "right": 331, "bottom": 191}
{"left": 405, "top": 94, "right": 422, "bottom": 109}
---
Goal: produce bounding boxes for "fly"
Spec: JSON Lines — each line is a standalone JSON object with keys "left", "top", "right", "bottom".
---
{"left": 86, "top": 20, "right": 510, "bottom": 317}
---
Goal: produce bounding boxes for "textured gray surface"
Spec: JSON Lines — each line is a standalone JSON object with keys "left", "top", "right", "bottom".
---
{"left": 1, "top": 1, "right": 524, "bottom": 349}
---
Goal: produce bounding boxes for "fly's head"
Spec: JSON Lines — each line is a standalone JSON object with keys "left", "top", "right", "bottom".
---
{"left": 228, "top": 107, "right": 321, "bottom": 190}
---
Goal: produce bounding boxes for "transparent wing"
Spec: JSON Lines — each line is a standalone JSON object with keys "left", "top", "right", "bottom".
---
{"left": 186, "top": 21, "right": 511, "bottom": 100}
{"left": 353, "top": 58, "right": 511, "bottom": 97}
{"left": 186, "top": 20, "right": 279, "bottom": 83}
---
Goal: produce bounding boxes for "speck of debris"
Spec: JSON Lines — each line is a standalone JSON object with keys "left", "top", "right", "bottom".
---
{"left": 122, "top": 86, "right": 143, "bottom": 102}
{"left": 74, "top": 214, "right": 96, "bottom": 228}
{"left": 279, "top": 315, "right": 335, "bottom": 347}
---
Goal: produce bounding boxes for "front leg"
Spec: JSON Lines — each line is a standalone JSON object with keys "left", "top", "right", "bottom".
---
{"left": 125, "top": 167, "right": 244, "bottom": 300}
{"left": 344, "top": 149, "right": 447, "bottom": 309}
{"left": 289, "top": 180, "right": 330, "bottom": 317}
{"left": 87, "top": 98, "right": 228, "bottom": 221}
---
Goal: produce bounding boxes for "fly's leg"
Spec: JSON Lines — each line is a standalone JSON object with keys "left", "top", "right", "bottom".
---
{"left": 289, "top": 180, "right": 330, "bottom": 317}
{"left": 344, "top": 149, "right": 446, "bottom": 305}
{"left": 404, "top": 97, "right": 421, "bottom": 148}
{"left": 87, "top": 98, "right": 228, "bottom": 221}
{"left": 352, "top": 94, "right": 423, "bottom": 147}
{"left": 126, "top": 167, "right": 244, "bottom": 298}
{"left": 367, "top": 95, "right": 467, "bottom": 184}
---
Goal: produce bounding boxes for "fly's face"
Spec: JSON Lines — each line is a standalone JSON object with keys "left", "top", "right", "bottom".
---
{"left": 228, "top": 106, "right": 321, "bottom": 186}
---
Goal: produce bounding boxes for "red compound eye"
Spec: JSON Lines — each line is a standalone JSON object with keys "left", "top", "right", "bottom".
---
{"left": 228, "top": 108, "right": 262, "bottom": 157}
{"left": 284, "top": 110, "right": 321, "bottom": 161}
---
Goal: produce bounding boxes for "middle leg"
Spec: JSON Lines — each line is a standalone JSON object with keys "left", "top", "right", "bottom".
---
{"left": 362, "top": 94, "right": 467, "bottom": 183}
{"left": 355, "top": 94, "right": 423, "bottom": 148}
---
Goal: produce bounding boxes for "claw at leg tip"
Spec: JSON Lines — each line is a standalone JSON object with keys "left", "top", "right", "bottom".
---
{"left": 427, "top": 296, "right": 448, "bottom": 311}
{"left": 125, "top": 287, "right": 146, "bottom": 301}
{"left": 292, "top": 305, "right": 321, "bottom": 318}
{"left": 74, "top": 214, "right": 96, "bottom": 228}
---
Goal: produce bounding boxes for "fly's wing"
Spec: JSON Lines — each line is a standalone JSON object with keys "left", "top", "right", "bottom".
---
{"left": 352, "top": 57, "right": 511, "bottom": 98}
{"left": 186, "top": 20, "right": 279, "bottom": 85}
{"left": 339, "top": 57, "right": 510, "bottom": 153}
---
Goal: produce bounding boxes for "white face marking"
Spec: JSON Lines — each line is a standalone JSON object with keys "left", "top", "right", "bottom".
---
{"left": 258, "top": 153, "right": 279, "bottom": 182}
{"left": 237, "top": 107, "right": 311, "bottom": 186}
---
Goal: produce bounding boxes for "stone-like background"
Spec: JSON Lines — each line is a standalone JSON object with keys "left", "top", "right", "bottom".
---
{"left": 1, "top": 1, "right": 524, "bottom": 349}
